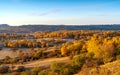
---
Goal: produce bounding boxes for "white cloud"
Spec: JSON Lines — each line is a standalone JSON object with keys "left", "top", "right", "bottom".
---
{"left": 29, "top": 9, "right": 62, "bottom": 16}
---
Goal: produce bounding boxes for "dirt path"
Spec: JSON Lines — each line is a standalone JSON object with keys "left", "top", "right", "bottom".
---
{"left": 11, "top": 57, "right": 70, "bottom": 69}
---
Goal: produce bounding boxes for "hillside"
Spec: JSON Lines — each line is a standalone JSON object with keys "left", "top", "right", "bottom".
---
{"left": 0, "top": 24, "right": 120, "bottom": 33}
{"left": 76, "top": 60, "right": 120, "bottom": 75}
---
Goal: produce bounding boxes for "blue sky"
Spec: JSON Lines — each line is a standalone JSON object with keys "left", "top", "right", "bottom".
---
{"left": 0, "top": 0, "right": 120, "bottom": 25}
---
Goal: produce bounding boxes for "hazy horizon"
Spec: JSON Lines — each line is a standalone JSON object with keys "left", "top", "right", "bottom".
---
{"left": 1, "top": 0, "right": 120, "bottom": 26}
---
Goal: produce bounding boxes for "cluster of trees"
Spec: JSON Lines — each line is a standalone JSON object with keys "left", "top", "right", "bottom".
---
{"left": 0, "top": 30, "right": 120, "bottom": 42}
{"left": 34, "top": 30, "right": 98, "bottom": 39}
{"left": 61, "top": 40, "right": 85, "bottom": 56}
{"left": 86, "top": 35, "right": 120, "bottom": 63}
{"left": 34, "top": 30, "right": 120, "bottom": 41}
{"left": 4, "top": 39, "right": 61, "bottom": 48}
{"left": 60, "top": 34, "right": 120, "bottom": 63}
{"left": 0, "top": 33, "right": 31, "bottom": 41}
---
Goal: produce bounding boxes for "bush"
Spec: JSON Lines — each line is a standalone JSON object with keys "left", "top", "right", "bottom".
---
{"left": 50, "top": 62, "right": 74, "bottom": 75}
{"left": 82, "top": 58, "right": 103, "bottom": 69}
{"left": 30, "top": 67, "right": 42, "bottom": 75}
{"left": 21, "top": 71, "right": 31, "bottom": 75}
{"left": 116, "top": 45, "right": 120, "bottom": 56}
{"left": 33, "top": 50, "right": 42, "bottom": 59}
{"left": 16, "top": 66, "right": 25, "bottom": 72}
{"left": 38, "top": 70, "right": 50, "bottom": 75}
{"left": 116, "top": 55, "right": 120, "bottom": 60}
{"left": 0, "top": 65, "right": 9, "bottom": 73}
{"left": 5, "top": 56, "right": 11, "bottom": 60}
{"left": 72, "top": 54, "right": 86, "bottom": 68}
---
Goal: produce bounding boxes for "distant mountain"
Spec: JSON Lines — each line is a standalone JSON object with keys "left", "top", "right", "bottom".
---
{"left": 0, "top": 24, "right": 120, "bottom": 33}
{"left": 0, "top": 24, "right": 9, "bottom": 28}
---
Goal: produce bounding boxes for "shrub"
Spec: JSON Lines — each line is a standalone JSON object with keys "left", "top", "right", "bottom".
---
{"left": 5, "top": 56, "right": 11, "bottom": 60}
{"left": 33, "top": 50, "right": 42, "bottom": 59}
{"left": 16, "top": 66, "right": 25, "bottom": 72}
{"left": 87, "top": 52, "right": 94, "bottom": 59}
{"left": 0, "top": 65, "right": 9, "bottom": 73}
{"left": 116, "top": 55, "right": 120, "bottom": 60}
{"left": 72, "top": 54, "right": 86, "bottom": 68}
{"left": 116, "top": 45, "right": 120, "bottom": 56}
{"left": 21, "top": 71, "right": 31, "bottom": 75}
{"left": 50, "top": 62, "right": 74, "bottom": 75}
{"left": 116, "top": 45, "right": 120, "bottom": 60}
{"left": 30, "top": 67, "right": 42, "bottom": 75}
{"left": 83, "top": 58, "right": 103, "bottom": 69}
{"left": 9, "top": 58, "right": 19, "bottom": 64}
{"left": 38, "top": 70, "right": 50, "bottom": 75}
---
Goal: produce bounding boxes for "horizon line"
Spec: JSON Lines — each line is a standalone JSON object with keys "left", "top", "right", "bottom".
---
{"left": 1, "top": 24, "right": 120, "bottom": 26}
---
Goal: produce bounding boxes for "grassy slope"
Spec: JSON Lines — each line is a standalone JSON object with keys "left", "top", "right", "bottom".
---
{"left": 76, "top": 59, "right": 120, "bottom": 75}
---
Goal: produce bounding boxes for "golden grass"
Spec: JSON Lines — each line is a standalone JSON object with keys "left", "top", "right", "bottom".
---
{"left": 76, "top": 60, "right": 120, "bottom": 75}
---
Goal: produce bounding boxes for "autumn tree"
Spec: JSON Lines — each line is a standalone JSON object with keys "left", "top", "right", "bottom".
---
{"left": 61, "top": 42, "right": 72, "bottom": 56}
{"left": 86, "top": 36, "right": 116, "bottom": 63}
{"left": 86, "top": 37, "right": 102, "bottom": 58}
{"left": 61, "top": 41, "right": 85, "bottom": 56}
{"left": 101, "top": 40, "right": 116, "bottom": 63}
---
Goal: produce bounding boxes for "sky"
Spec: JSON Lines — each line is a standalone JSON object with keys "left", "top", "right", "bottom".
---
{"left": 0, "top": 0, "right": 120, "bottom": 26}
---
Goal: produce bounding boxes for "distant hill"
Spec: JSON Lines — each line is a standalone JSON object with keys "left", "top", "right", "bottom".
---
{"left": 19, "top": 24, "right": 120, "bottom": 31}
{"left": 0, "top": 24, "right": 120, "bottom": 33}
{"left": 0, "top": 24, "right": 9, "bottom": 28}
